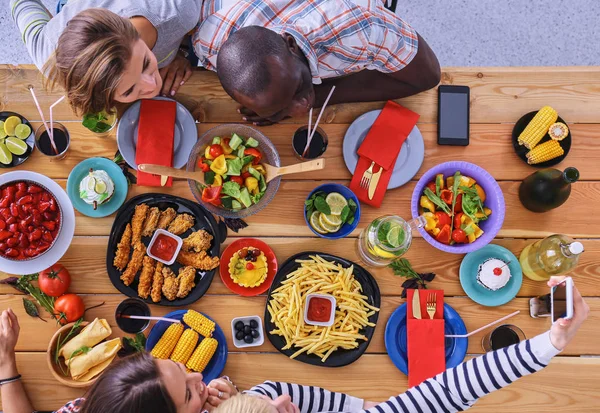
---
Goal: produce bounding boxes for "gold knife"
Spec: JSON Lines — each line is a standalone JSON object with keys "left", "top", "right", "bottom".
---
{"left": 412, "top": 289, "right": 422, "bottom": 319}
{"left": 368, "top": 165, "right": 382, "bottom": 200}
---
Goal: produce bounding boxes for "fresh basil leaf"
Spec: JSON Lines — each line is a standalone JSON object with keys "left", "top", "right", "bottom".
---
{"left": 305, "top": 199, "right": 314, "bottom": 208}
{"left": 340, "top": 205, "right": 350, "bottom": 222}
{"left": 222, "top": 181, "right": 241, "bottom": 198}
{"left": 424, "top": 188, "right": 451, "bottom": 214}
{"left": 346, "top": 215, "right": 355, "bottom": 225}
{"left": 314, "top": 196, "right": 331, "bottom": 215}
{"left": 348, "top": 198, "right": 357, "bottom": 210}
{"left": 204, "top": 171, "right": 216, "bottom": 185}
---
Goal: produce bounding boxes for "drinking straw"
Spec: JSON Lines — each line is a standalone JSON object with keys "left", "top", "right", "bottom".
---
{"left": 445, "top": 310, "right": 520, "bottom": 338}
{"left": 117, "top": 314, "right": 181, "bottom": 324}
{"left": 28, "top": 86, "right": 58, "bottom": 155}
{"left": 49, "top": 96, "right": 65, "bottom": 154}
{"left": 303, "top": 86, "right": 335, "bottom": 157}
{"left": 307, "top": 107, "right": 313, "bottom": 146}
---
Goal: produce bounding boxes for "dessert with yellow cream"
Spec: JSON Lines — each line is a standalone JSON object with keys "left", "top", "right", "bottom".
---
{"left": 228, "top": 247, "right": 268, "bottom": 288}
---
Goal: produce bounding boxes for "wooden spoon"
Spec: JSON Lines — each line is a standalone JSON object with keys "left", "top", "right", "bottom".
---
{"left": 138, "top": 158, "right": 325, "bottom": 184}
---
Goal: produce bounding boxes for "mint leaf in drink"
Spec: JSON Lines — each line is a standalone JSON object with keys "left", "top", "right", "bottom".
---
{"left": 314, "top": 196, "right": 331, "bottom": 215}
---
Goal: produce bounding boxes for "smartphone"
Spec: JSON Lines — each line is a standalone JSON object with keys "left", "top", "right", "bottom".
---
{"left": 437, "top": 85, "right": 470, "bottom": 146}
{"left": 551, "top": 277, "right": 574, "bottom": 323}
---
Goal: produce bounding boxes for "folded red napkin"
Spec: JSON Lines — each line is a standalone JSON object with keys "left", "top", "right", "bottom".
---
{"left": 135, "top": 99, "right": 176, "bottom": 187}
{"left": 407, "top": 289, "right": 445, "bottom": 388}
{"left": 349, "top": 101, "right": 420, "bottom": 207}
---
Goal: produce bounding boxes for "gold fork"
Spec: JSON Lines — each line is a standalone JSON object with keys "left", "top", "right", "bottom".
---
{"left": 360, "top": 161, "right": 375, "bottom": 189}
{"left": 426, "top": 293, "right": 436, "bottom": 320}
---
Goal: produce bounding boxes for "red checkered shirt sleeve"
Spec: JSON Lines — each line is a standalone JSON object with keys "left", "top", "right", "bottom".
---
{"left": 54, "top": 398, "right": 85, "bottom": 413}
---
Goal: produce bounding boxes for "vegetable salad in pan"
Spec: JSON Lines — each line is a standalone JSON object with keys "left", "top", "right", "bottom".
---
{"left": 419, "top": 171, "right": 492, "bottom": 245}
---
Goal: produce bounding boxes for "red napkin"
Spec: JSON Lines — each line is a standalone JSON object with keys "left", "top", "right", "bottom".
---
{"left": 135, "top": 99, "right": 176, "bottom": 187}
{"left": 407, "top": 289, "right": 445, "bottom": 387}
{"left": 349, "top": 101, "right": 420, "bottom": 207}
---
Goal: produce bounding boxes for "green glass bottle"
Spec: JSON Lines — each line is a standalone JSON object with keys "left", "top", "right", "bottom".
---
{"left": 519, "top": 167, "right": 579, "bottom": 213}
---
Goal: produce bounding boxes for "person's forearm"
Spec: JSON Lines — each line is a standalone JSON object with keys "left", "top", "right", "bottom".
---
{"left": 0, "top": 357, "right": 34, "bottom": 413}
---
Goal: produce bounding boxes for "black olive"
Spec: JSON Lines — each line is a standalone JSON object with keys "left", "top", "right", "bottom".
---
{"left": 244, "top": 334, "right": 253, "bottom": 344}
{"left": 235, "top": 330, "right": 244, "bottom": 340}
{"left": 235, "top": 321, "right": 244, "bottom": 331}
{"left": 243, "top": 325, "right": 252, "bottom": 334}
{"left": 249, "top": 319, "right": 258, "bottom": 329}
{"left": 251, "top": 329, "right": 259, "bottom": 339}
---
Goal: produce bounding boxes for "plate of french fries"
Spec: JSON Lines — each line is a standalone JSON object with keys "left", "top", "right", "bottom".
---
{"left": 264, "top": 252, "right": 381, "bottom": 367}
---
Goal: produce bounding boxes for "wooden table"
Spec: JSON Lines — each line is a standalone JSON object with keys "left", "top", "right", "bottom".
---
{"left": 1, "top": 65, "right": 599, "bottom": 412}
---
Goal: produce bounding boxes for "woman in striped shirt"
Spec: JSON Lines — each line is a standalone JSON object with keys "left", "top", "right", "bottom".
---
{"left": 0, "top": 277, "right": 588, "bottom": 413}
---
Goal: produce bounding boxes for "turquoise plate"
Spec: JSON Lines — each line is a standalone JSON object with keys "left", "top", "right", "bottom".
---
{"left": 459, "top": 244, "right": 523, "bottom": 307}
{"left": 67, "top": 157, "right": 128, "bottom": 218}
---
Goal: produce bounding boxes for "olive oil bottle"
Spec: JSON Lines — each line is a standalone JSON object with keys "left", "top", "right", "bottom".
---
{"left": 519, "top": 234, "right": 584, "bottom": 281}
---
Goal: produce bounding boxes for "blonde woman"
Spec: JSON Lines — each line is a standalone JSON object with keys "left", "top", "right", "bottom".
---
{"left": 10, "top": 0, "right": 201, "bottom": 115}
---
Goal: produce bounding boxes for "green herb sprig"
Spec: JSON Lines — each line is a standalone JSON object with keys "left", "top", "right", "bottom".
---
{"left": 388, "top": 259, "right": 436, "bottom": 298}
{"left": 424, "top": 188, "right": 451, "bottom": 214}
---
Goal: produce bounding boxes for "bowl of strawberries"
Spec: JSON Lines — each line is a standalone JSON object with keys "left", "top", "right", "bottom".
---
{"left": 0, "top": 171, "right": 75, "bottom": 273}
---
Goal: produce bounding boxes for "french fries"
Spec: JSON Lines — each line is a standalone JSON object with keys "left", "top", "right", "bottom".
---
{"left": 267, "top": 255, "right": 379, "bottom": 362}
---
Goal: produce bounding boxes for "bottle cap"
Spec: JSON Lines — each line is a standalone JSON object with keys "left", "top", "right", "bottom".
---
{"left": 569, "top": 242, "right": 584, "bottom": 255}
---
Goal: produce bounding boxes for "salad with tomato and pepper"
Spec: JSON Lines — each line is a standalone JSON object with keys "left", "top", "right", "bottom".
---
{"left": 197, "top": 133, "right": 267, "bottom": 211}
{"left": 419, "top": 171, "right": 492, "bottom": 245}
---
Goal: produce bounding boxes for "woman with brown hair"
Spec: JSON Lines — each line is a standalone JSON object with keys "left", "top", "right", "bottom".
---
{"left": 0, "top": 277, "right": 590, "bottom": 413}
{"left": 10, "top": 0, "right": 201, "bottom": 115}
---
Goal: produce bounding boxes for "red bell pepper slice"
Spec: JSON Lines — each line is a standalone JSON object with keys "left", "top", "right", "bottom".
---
{"left": 435, "top": 224, "right": 451, "bottom": 244}
{"left": 201, "top": 186, "right": 222, "bottom": 205}
{"left": 244, "top": 148, "right": 262, "bottom": 165}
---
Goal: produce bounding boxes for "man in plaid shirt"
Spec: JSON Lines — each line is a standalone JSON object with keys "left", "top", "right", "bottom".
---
{"left": 193, "top": 0, "right": 440, "bottom": 125}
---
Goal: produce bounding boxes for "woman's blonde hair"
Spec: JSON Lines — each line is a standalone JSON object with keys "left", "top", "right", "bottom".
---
{"left": 43, "top": 8, "right": 139, "bottom": 115}
{"left": 214, "top": 394, "right": 272, "bottom": 413}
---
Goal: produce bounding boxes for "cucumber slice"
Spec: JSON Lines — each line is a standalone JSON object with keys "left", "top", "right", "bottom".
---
{"left": 239, "top": 187, "right": 252, "bottom": 208}
{"left": 211, "top": 136, "right": 221, "bottom": 145}
{"left": 246, "top": 137, "right": 259, "bottom": 147}
{"left": 229, "top": 133, "right": 243, "bottom": 150}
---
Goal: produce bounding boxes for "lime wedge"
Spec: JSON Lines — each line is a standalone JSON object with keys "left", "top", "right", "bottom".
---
{"left": 3, "top": 116, "right": 21, "bottom": 136}
{"left": 325, "top": 192, "right": 348, "bottom": 216}
{"left": 0, "top": 121, "right": 6, "bottom": 139}
{"left": 95, "top": 180, "right": 107, "bottom": 194}
{"left": 309, "top": 211, "right": 328, "bottom": 234}
{"left": 385, "top": 224, "right": 404, "bottom": 248}
{"left": 87, "top": 177, "right": 96, "bottom": 192}
{"left": 319, "top": 213, "right": 341, "bottom": 233}
{"left": 14, "top": 124, "right": 31, "bottom": 140}
{"left": 0, "top": 142, "right": 13, "bottom": 165}
{"left": 321, "top": 213, "right": 342, "bottom": 226}
{"left": 5, "top": 137, "right": 27, "bottom": 156}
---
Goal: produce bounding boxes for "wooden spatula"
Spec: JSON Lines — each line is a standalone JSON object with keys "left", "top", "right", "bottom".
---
{"left": 138, "top": 164, "right": 206, "bottom": 185}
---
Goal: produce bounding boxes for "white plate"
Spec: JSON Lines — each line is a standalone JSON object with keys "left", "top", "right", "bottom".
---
{"left": 0, "top": 171, "right": 75, "bottom": 274}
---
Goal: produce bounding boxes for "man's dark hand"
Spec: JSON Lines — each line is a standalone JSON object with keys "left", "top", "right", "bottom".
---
{"left": 159, "top": 53, "right": 193, "bottom": 97}
{"left": 237, "top": 106, "right": 289, "bottom": 126}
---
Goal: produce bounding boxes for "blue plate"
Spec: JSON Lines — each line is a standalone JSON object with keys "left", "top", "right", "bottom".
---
{"left": 460, "top": 244, "right": 523, "bottom": 307}
{"left": 343, "top": 110, "right": 425, "bottom": 189}
{"left": 145, "top": 310, "right": 228, "bottom": 383}
{"left": 384, "top": 303, "right": 467, "bottom": 376}
{"left": 304, "top": 183, "right": 361, "bottom": 239}
{"left": 66, "top": 157, "right": 128, "bottom": 218}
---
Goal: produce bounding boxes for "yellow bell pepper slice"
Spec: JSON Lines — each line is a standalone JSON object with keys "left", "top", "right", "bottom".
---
{"left": 204, "top": 146, "right": 214, "bottom": 160}
{"left": 224, "top": 154, "right": 237, "bottom": 160}
{"left": 245, "top": 177, "right": 259, "bottom": 195}
{"left": 221, "top": 139, "right": 234, "bottom": 155}
{"left": 420, "top": 196, "right": 435, "bottom": 213}
{"left": 210, "top": 154, "right": 227, "bottom": 175}
{"left": 212, "top": 174, "right": 223, "bottom": 187}
{"left": 422, "top": 212, "right": 437, "bottom": 231}
{"left": 253, "top": 164, "right": 266, "bottom": 175}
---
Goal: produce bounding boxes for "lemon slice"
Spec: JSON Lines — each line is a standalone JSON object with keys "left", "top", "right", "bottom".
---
{"left": 5, "top": 137, "right": 27, "bottom": 156}
{"left": 309, "top": 211, "right": 328, "bottom": 234}
{"left": 14, "top": 124, "right": 31, "bottom": 140}
{"left": 385, "top": 224, "right": 404, "bottom": 248}
{"left": 319, "top": 213, "right": 341, "bottom": 233}
{"left": 325, "top": 192, "right": 348, "bottom": 216}
{"left": 372, "top": 246, "right": 398, "bottom": 259}
{"left": 87, "top": 177, "right": 96, "bottom": 191}
{"left": 3, "top": 116, "right": 21, "bottom": 137}
{"left": 95, "top": 180, "right": 107, "bottom": 194}
{"left": 0, "top": 121, "right": 6, "bottom": 139}
{"left": 0, "top": 142, "right": 13, "bottom": 165}
{"left": 321, "top": 213, "right": 342, "bottom": 226}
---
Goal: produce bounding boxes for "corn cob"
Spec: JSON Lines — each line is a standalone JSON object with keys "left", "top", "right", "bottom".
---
{"left": 526, "top": 140, "right": 564, "bottom": 164}
{"left": 548, "top": 122, "right": 569, "bottom": 141}
{"left": 186, "top": 337, "right": 218, "bottom": 373}
{"left": 183, "top": 310, "right": 215, "bottom": 337}
{"left": 170, "top": 329, "right": 199, "bottom": 364}
{"left": 151, "top": 323, "right": 184, "bottom": 359}
{"left": 518, "top": 106, "right": 558, "bottom": 149}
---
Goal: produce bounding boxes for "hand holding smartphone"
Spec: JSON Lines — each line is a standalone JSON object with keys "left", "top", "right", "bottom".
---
{"left": 551, "top": 276, "right": 574, "bottom": 324}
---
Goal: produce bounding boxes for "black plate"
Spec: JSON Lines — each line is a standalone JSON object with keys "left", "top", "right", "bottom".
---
{"left": 106, "top": 194, "right": 227, "bottom": 306}
{"left": 512, "top": 111, "right": 571, "bottom": 168}
{"left": 0, "top": 111, "right": 35, "bottom": 168}
{"left": 264, "top": 252, "right": 380, "bottom": 367}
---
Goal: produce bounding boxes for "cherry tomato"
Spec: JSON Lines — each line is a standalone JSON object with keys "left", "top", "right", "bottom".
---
{"left": 440, "top": 189, "right": 453, "bottom": 205}
{"left": 426, "top": 181, "right": 436, "bottom": 193}
{"left": 244, "top": 148, "right": 262, "bottom": 165}
{"left": 208, "top": 144, "right": 224, "bottom": 159}
{"left": 230, "top": 176, "right": 244, "bottom": 186}
{"left": 434, "top": 212, "right": 451, "bottom": 229}
{"left": 454, "top": 193, "right": 463, "bottom": 213}
{"left": 454, "top": 212, "right": 464, "bottom": 229}
{"left": 435, "top": 224, "right": 451, "bottom": 245}
{"left": 54, "top": 293, "right": 85, "bottom": 325}
{"left": 451, "top": 229, "right": 467, "bottom": 243}
{"left": 39, "top": 263, "right": 71, "bottom": 297}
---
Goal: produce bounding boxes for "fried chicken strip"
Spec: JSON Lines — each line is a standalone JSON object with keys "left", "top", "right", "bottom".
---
{"left": 141, "top": 207, "right": 160, "bottom": 237}
{"left": 176, "top": 266, "right": 196, "bottom": 299}
{"left": 167, "top": 213, "right": 195, "bottom": 236}
{"left": 176, "top": 250, "right": 220, "bottom": 271}
{"left": 131, "top": 204, "right": 149, "bottom": 245}
{"left": 113, "top": 223, "right": 132, "bottom": 270}
{"left": 181, "top": 230, "right": 213, "bottom": 253}
{"left": 120, "top": 243, "right": 146, "bottom": 286}
{"left": 137, "top": 256, "right": 156, "bottom": 299}
{"left": 161, "top": 267, "right": 179, "bottom": 301}
{"left": 150, "top": 262, "right": 164, "bottom": 303}
{"left": 157, "top": 208, "right": 177, "bottom": 230}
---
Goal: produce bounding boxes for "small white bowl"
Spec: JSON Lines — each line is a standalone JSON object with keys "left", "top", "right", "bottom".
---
{"left": 146, "top": 229, "right": 182, "bottom": 265}
{"left": 304, "top": 294, "right": 336, "bottom": 327}
{"left": 231, "top": 315, "right": 264, "bottom": 348}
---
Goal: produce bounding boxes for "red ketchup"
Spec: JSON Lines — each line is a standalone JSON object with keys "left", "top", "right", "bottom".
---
{"left": 150, "top": 234, "right": 179, "bottom": 261}
{"left": 307, "top": 297, "right": 332, "bottom": 323}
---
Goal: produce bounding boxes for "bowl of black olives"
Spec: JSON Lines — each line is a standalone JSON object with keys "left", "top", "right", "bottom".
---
{"left": 231, "top": 315, "right": 264, "bottom": 348}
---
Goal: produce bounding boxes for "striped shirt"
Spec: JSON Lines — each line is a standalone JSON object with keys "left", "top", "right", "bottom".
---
{"left": 245, "top": 332, "right": 561, "bottom": 413}
{"left": 192, "top": 0, "right": 419, "bottom": 84}
{"left": 10, "top": 0, "right": 202, "bottom": 71}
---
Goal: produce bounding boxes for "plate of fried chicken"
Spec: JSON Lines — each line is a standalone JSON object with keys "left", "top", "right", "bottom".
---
{"left": 106, "top": 194, "right": 226, "bottom": 306}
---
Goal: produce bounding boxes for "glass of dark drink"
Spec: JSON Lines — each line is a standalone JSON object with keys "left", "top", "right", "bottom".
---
{"left": 34, "top": 122, "right": 70, "bottom": 160}
{"left": 482, "top": 324, "right": 526, "bottom": 351}
{"left": 115, "top": 298, "right": 151, "bottom": 334}
{"left": 292, "top": 125, "right": 328, "bottom": 160}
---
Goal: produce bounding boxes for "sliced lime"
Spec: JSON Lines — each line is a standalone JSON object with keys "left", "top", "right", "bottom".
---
{"left": 87, "top": 177, "right": 96, "bottom": 192}
{"left": 321, "top": 213, "right": 342, "bottom": 226}
{"left": 14, "top": 124, "right": 31, "bottom": 140}
{"left": 385, "top": 224, "right": 404, "bottom": 248}
{"left": 309, "top": 211, "right": 328, "bottom": 234}
{"left": 325, "top": 192, "right": 348, "bottom": 216}
{"left": 95, "top": 180, "right": 107, "bottom": 194}
{"left": 319, "top": 213, "right": 341, "bottom": 233}
{"left": 0, "top": 121, "right": 6, "bottom": 139}
{"left": 0, "top": 142, "right": 13, "bottom": 164}
{"left": 3, "top": 116, "right": 21, "bottom": 136}
{"left": 5, "top": 137, "right": 27, "bottom": 156}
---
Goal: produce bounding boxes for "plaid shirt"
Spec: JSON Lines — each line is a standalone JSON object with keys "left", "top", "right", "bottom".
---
{"left": 193, "top": 0, "right": 418, "bottom": 84}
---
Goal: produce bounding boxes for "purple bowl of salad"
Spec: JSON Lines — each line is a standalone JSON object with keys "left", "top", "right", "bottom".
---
{"left": 411, "top": 161, "right": 505, "bottom": 254}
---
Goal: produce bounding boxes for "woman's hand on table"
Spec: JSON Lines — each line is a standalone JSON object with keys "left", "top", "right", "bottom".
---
{"left": 548, "top": 276, "right": 590, "bottom": 351}
{"left": 160, "top": 53, "right": 193, "bottom": 97}
{"left": 0, "top": 308, "right": 20, "bottom": 377}
{"left": 203, "top": 377, "right": 238, "bottom": 410}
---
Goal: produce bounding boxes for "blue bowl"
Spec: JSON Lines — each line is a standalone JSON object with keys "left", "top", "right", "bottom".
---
{"left": 304, "top": 183, "right": 361, "bottom": 239}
